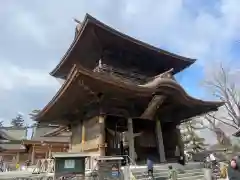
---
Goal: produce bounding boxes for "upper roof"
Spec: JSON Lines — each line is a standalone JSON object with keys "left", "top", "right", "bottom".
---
{"left": 50, "top": 14, "right": 196, "bottom": 79}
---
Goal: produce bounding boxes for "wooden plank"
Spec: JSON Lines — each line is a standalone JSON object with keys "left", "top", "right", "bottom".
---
{"left": 71, "top": 137, "right": 99, "bottom": 152}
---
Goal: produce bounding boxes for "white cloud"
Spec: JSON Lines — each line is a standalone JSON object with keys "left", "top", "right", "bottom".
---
{"left": 1, "top": 3, "right": 49, "bottom": 48}
{"left": 14, "top": 11, "right": 48, "bottom": 47}
{"left": 120, "top": 0, "right": 240, "bottom": 68}
{"left": 0, "top": 61, "right": 59, "bottom": 91}
{"left": 2, "top": 0, "right": 240, "bottom": 67}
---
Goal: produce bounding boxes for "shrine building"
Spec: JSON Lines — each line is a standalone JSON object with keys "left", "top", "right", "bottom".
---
{"left": 35, "top": 14, "right": 223, "bottom": 164}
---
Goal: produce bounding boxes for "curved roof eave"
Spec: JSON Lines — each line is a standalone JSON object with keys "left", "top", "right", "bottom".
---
{"left": 74, "top": 64, "right": 224, "bottom": 108}
{"left": 35, "top": 65, "right": 79, "bottom": 122}
{"left": 50, "top": 13, "right": 196, "bottom": 78}
{"left": 39, "top": 65, "right": 223, "bottom": 122}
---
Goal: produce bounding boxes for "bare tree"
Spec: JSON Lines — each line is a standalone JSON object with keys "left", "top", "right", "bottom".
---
{"left": 206, "top": 64, "right": 239, "bottom": 128}
{"left": 200, "top": 114, "right": 232, "bottom": 145}
{"left": 203, "top": 64, "right": 240, "bottom": 144}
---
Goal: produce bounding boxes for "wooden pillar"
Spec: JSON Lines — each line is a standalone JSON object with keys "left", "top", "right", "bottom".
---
{"left": 98, "top": 115, "right": 106, "bottom": 156}
{"left": 31, "top": 145, "right": 35, "bottom": 165}
{"left": 176, "top": 126, "right": 184, "bottom": 157}
{"left": 156, "top": 119, "right": 166, "bottom": 163}
{"left": 81, "top": 122, "right": 85, "bottom": 144}
{"left": 16, "top": 152, "right": 20, "bottom": 163}
{"left": 141, "top": 95, "right": 165, "bottom": 120}
{"left": 128, "top": 118, "right": 135, "bottom": 163}
{"left": 48, "top": 145, "right": 52, "bottom": 158}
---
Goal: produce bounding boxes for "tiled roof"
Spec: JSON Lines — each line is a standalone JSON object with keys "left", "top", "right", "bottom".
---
{"left": 0, "top": 144, "right": 26, "bottom": 151}
{"left": 31, "top": 126, "right": 70, "bottom": 143}
{"left": 31, "top": 126, "right": 57, "bottom": 139}
{"left": 0, "top": 127, "right": 27, "bottom": 140}
{"left": 43, "top": 126, "right": 72, "bottom": 137}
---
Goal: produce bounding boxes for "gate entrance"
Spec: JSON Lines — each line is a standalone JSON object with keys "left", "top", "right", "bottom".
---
{"left": 105, "top": 116, "right": 127, "bottom": 156}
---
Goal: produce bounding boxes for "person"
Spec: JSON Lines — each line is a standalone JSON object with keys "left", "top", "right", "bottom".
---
{"left": 220, "top": 163, "right": 228, "bottom": 179}
{"left": 147, "top": 156, "right": 154, "bottom": 177}
{"left": 227, "top": 158, "right": 240, "bottom": 180}
{"left": 0, "top": 159, "right": 3, "bottom": 172}
{"left": 124, "top": 149, "right": 130, "bottom": 165}
{"left": 15, "top": 162, "right": 20, "bottom": 171}
{"left": 206, "top": 155, "right": 210, "bottom": 162}
{"left": 25, "top": 160, "right": 30, "bottom": 168}
{"left": 130, "top": 171, "right": 136, "bottom": 180}
{"left": 209, "top": 153, "right": 217, "bottom": 166}
{"left": 168, "top": 165, "right": 178, "bottom": 180}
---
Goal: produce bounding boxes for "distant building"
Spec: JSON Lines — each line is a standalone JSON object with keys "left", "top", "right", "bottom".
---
{"left": 22, "top": 125, "right": 70, "bottom": 164}
{"left": 0, "top": 125, "right": 70, "bottom": 166}
{"left": 0, "top": 127, "right": 27, "bottom": 165}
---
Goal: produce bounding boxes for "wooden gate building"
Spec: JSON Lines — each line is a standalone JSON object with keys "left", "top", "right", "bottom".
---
{"left": 35, "top": 14, "right": 223, "bottom": 164}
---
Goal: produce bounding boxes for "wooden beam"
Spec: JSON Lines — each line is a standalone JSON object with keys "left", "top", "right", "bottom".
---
{"left": 141, "top": 95, "right": 165, "bottom": 120}
{"left": 31, "top": 145, "right": 35, "bottom": 165}
{"left": 82, "top": 121, "right": 86, "bottom": 144}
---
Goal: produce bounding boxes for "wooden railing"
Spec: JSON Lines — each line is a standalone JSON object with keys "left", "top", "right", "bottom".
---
{"left": 32, "top": 159, "right": 54, "bottom": 174}
{"left": 93, "top": 63, "right": 147, "bottom": 84}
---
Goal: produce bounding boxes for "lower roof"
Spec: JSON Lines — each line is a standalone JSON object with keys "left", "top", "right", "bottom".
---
{"left": 36, "top": 65, "right": 223, "bottom": 124}
{"left": 0, "top": 127, "right": 27, "bottom": 141}
{"left": 0, "top": 144, "right": 26, "bottom": 152}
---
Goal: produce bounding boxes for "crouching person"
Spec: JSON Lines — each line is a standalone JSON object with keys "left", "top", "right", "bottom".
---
{"left": 168, "top": 165, "right": 178, "bottom": 180}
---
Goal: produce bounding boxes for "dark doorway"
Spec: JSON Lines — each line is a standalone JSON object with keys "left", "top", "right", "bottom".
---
{"left": 105, "top": 115, "right": 127, "bottom": 156}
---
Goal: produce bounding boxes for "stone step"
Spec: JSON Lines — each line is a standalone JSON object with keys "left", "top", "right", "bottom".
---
{"left": 133, "top": 168, "right": 203, "bottom": 176}
{"left": 131, "top": 162, "right": 204, "bottom": 173}
{"left": 135, "top": 171, "right": 203, "bottom": 179}
{"left": 138, "top": 174, "right": 204, "bottom": 180}
{"left": 133, "top": 168, "right": 204, "bottom": 180}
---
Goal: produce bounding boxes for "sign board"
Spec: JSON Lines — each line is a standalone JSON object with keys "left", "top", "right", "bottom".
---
{"left": 64, "top": 160, "right": 75, "bottom": 169}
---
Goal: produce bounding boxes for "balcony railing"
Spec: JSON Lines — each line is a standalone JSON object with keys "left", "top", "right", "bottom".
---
{"left": 93, "top": 63, "right": 147, "bottom": 84}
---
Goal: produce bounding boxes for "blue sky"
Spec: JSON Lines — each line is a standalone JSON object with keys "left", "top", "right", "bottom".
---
{"left": 0, "top": 0, "right": 239, "bottom": 135}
